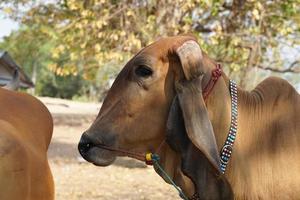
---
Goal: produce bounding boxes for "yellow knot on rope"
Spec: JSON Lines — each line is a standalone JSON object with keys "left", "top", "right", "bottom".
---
{"left": 145, "top": 153, "right": 160, "bottom": 165}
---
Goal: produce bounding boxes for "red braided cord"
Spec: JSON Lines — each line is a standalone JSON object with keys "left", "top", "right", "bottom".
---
{"left": 202, "top": 64, "right": 222, "bottom": 100}
{"left": 95, "top": 144, "right": 146, "bottom": 162}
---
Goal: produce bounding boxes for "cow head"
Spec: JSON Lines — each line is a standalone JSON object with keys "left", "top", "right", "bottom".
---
{"left": 78, "top": 35, "right": 233, "bottom": 199}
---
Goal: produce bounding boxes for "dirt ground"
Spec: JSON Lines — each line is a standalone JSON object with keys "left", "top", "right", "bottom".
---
{"left": 40, "top": 97, "right": 181, "bottom": 200}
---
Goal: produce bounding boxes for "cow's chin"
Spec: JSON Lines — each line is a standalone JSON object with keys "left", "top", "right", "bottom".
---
{"left": 83, "top": 147, "right": 116, "bottom": 166}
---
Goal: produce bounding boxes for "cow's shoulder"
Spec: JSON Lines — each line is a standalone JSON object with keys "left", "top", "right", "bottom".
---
{"left": 0, "top": 88, "right": 50, "bottom": 116}
{"left": 0, "top": 88, "right": 53, "bottom": 148}
{"left": 253, "top": 76, "right": 299, "bottom": 102}
{"left": 0, "top": 120, "right": 27, "bottom": 158}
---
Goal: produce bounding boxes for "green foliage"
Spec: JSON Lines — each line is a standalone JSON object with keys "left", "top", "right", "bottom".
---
{"left": 36, "top": 73, "right": 85, "bottom": 99}
{"left": 0, "top": 27, "right": 50, "bottom": 76}
{"left": 0, "top": 26, "right": 88, "bottom": 99}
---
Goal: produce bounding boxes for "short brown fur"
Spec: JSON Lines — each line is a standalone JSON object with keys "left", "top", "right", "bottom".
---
{"left": 0, "top": 88, "right": 54, "bottom": 200}
{"left": 80, "top": 35, "right": 300, "bottom": 199}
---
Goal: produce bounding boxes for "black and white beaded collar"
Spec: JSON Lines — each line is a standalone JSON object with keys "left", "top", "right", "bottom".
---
{"left": 220, "top": 80, "right": 238, "bottom": 173}
{"left": 187, "top": 80, "right": 238, "bottom": 200}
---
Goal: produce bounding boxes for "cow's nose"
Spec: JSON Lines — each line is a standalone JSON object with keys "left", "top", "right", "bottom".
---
{"left": 78, "top": 133, "right": 94, "bottom": 155}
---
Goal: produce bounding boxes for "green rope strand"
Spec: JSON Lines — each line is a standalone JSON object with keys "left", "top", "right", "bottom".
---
{"left": 151, "top": 154, "right": 189, "bottom": 200}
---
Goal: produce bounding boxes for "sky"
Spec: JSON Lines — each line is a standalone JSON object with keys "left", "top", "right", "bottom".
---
{"left": 0, "top": 11, "right": 19, "bottom": 40}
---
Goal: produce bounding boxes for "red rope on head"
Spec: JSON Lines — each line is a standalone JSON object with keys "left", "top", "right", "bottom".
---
{"left": 95, "top": 144, "right": 146, "bottom": 162}
{"left": 202, "top": 63, "right": 222, "bottom": 100}
{"left": 95, "top": 138, "right": 166, "bottom": 165}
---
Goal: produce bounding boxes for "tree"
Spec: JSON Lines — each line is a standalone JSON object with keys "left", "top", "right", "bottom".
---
{"left": 0, "top": 26, "right": 87, "bottom": 98}
{"left": 1, "top": 0, "right": 299, "bottom": 94}
{"left": 0, "top": 26, "right": 53, "bottom": 92}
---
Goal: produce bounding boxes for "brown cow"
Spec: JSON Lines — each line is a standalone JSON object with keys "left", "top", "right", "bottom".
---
{"left": 78, "top": 35, "right": 300, "bottom": 199}
{"left": 0, "top": 87, "right": 54, "bottom": 200}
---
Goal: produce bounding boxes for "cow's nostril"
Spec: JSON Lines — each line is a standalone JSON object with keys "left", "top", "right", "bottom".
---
{"left": 78, "top": 141, "right": 91, "bottom": 154}
{"left": 78, "top": 133, "right": 94, "bottom": 155}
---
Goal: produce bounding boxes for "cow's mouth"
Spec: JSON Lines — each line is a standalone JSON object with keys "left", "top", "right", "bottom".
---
{"left": 85, "top": 146, "right": 116, "bottom": 166}
{"left": 78, "top": 133, "right": 117, "bottom": 166}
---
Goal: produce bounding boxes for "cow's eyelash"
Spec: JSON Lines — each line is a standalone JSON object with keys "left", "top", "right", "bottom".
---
{"left": 135, "top": 65, "right": 153, "bottom": 78}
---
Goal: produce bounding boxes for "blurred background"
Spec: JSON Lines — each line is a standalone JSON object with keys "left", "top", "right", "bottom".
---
{"left": 0, "top": 0, "right": 299, "bottom": 199}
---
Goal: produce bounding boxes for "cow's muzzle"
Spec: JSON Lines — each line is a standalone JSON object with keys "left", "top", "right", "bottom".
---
{"left": 78, "top": 132, "right": 116, "bottom": 166}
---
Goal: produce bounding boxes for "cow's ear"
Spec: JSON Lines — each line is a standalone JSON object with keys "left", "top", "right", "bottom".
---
{"left": 167, "top": 38, "right": 233, "bottom": 199}
{"left": 173, "top": 39, "right": 221, "bottom": 172}
{"left": 166, "top": 96, "right": 233, "bottom": 199}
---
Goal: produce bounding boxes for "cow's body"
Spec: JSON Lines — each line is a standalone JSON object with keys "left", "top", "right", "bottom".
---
{"left": 78, "top": 35, "right": 300, "bottom": 200}
{"left": 0, "top": 88, "right": 54, "bottom": 200}
{"left": 225, "top": 77, "right": 300, "bottom": 199}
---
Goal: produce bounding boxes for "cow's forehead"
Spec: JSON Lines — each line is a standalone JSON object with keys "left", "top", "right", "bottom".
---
{"left": 139, "top": 38, "right": 173, "bottom": 57}
{"left": 138, "top": 35, "right": 196, "bottom": 58}
{"left": 118, "top": 35, "right": 197, "bottom": 79}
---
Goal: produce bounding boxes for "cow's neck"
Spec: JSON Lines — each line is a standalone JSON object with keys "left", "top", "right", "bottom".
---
{"left": 205, "top": 74, "right": 232, "bottom": 150}
{"left": 205, "top": 72, "right": 265, "bottom": 153}
{"left": 155, "top": 143, "right": 196, "bottom": 197}
{"left": 205, "top": 73, "right": 271, "bottom": 195}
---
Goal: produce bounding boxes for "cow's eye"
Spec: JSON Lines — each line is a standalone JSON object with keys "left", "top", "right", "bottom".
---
{"left": 135, "top": 65, "right": 153, "bottom": 78}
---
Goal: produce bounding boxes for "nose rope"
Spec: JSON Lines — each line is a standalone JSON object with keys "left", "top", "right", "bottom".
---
{"left": 95, "top": 143, "right": 189, "bottom": 200}
{"left": 155, "top": 138, "right": 166, "bottom": 154}
{"left": 95, "top": 144, "right": 146, "bottom": 162}
{"left": 95, "top": 139, "right": 189, "bottom": 200}
{"left": 95, "top": 137, "right": 166, "bottom": 163}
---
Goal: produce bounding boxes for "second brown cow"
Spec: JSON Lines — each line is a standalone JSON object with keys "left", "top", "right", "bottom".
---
{"left": 79, "top": 35, "right": 300, "bottom": 200}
